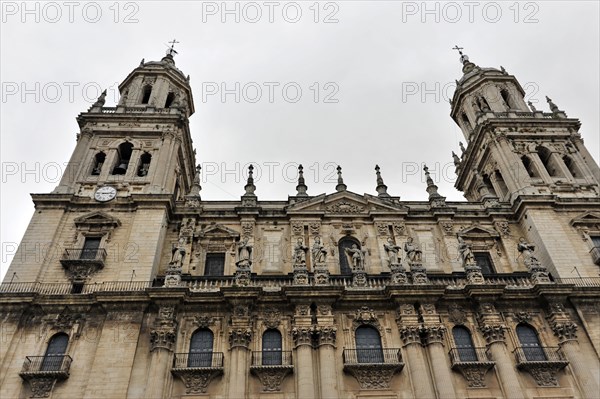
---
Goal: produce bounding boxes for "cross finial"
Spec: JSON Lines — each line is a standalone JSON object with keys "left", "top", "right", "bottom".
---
{"left": 167, "top": 39, "right": 179, "bottom": 56}
{"left": 453, "top": 45, "right": 470, "bottom": 64}
{"left": 452, "top": 45, "right": 464, "bottom": 56}
{"left": 335, "top": 165, "right": 347, "bottom": 192}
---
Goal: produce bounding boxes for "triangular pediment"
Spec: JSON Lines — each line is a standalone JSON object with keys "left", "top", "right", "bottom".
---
{"left": 571, "top": 212, "right": 600, "bottom": 227}
{"left": 287, "top": 191, "right": 407, "bottom": 215}
{"left": 74, "top": 211, "right": 121, "bottom": 227}
{"left": 458, "top": 225, "right": 499, "bottom": 239}
{"left": 199, "top": 224, "right": 240, "bottom": 238}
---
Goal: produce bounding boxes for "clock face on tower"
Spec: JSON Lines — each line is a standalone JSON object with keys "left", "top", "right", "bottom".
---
{"left": 94, "top": 186, "right": 117, "bottom": 202}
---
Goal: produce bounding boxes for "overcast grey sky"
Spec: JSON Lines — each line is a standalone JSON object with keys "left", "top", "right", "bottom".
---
{"left": 1, "top": 1, "right": 599, "bottom": 281}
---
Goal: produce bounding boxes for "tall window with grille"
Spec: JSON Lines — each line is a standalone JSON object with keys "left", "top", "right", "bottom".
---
{"left": 474, "top": 252, "right": 495, "bottom": 275}
{"left": 41, "top": 333, "right": 69, "bottom": 371}
{"left": 355, "top": 326, "right": 384, "bottom": 363}
{"left": 262, "top": 330, "right": 282, "bottom": 365}
{"left": 516, "top": 324, "right": 546, "bottom": 361}
{"left": 188, "top": 329, "right": 214, "bottom": 367}
{"left": 81, "top": 237, "right": 101, "bottom": 260}
{"left": 452, "top": 326, "right": 477, "bottom": 361}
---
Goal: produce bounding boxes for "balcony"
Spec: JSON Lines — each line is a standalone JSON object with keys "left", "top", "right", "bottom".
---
{"left": 20, "top": 355, "right": 72, "bottom": 398}
{"left": 171, "top": 352, "right": 223, "bottom": 394}
{"left": 342, "top": 348, "right": 404, "bottom": 389}
{"left": 449, "top": 347, "right": 495, "bottom": 387}
{"left": 513, "top": 346, "right": 568, "bottom": 387}
{"left": 60, "top": 248, "right": 107, "bottom": 282}
{"left": 250, "top": 351, "right": 293, "bottom": 392}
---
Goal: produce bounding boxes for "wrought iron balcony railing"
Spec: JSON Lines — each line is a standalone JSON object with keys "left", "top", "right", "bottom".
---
{"left": 449, "top": 347, "right": 493, "bottom": 366}
{"left": 513, "top": 346, "right": 568, "bottom": 366}
{"left": 343, "top": 348, "right": 403, "bottom": 365}
{"left": 250, "top": 351, "right": 293, "bottom": 367}
{"left": 60, "top": 248, "right": 107, "bottom": 264}
{"left": 20, "top": 355, "right": 72, "bottom": 378}
{"left": 172, "top": 352, "right": 224, "bottom": 369}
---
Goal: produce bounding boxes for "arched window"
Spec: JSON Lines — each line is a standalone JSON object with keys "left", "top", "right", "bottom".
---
{"left": 188, "top": 328, "right": 214, "bottom": 367}
{"left": 452, "top": 326, "right": 477, "bottom": 361}
{"left": 41, "top": 333, "right": 68, "bottom": 371}
{"left": 516, "top": 324, "right": 546, "bottom": 361}
{"left": 355, "top": 326, "right": 383, "bottom": 363}
{"left": 112, "top": 142, "right": 133, "bottom": 175}
{"left": 262, "top": 329, "right": 282, "bottom": 365}
{"left": 165, "top": 92, "right": 175, "bottom": 108}
{"left": 141, "top": 85, "right": 152, "bottom": 104}
{"left": 137, "top": 152, "right": 152, "bottom": 177}
{"left": 537, "top": 146, "right": 563, "bottom": 177}
{"left": 338, "top": 237, "right": 360, "bottom": 275}
{"left": 521, "top": 155, "right": 539, "bottom": 178}
{"left": 500, "top": 89, "right": 512, "bottom": 110}
{"left": 562, "top": 155, "right": 582, "bottom": 178}
{"left": 482, "top": 174, "right": 497, "bottom": 197}
{"left": 91, "top": 152, "right": 105, "bottom": 175}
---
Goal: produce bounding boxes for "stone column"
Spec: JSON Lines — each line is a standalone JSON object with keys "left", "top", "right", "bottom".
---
{"left": 548, "top": 303, "right": 600, "bottom": 398}
{"left": 478, "top": 303, "right": 524, "bottom": 399}
{"left": 315, "top": 326, "right": 338, "bottom": 399}
{"left": 227, "top": 328, "right": 252, "bottom": 399}
{"left": 423, "top": 325, "right": 456, "bottom": 399}
{"left": 292, "top": 325, "right": 316, "bottom": 399}
{"left": 145, "top": 305, "right": 177, "bottom": 399}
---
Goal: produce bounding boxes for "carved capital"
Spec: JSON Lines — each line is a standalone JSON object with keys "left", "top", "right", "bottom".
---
{"left": 315, "top": 326, "right": 337, "bottom": 347}
{"left": 229, "top": 328, "right": 252, "bottom": 349}
{"left": 479, "top": 324, "right": 506, "bottom": 345}
{"left": 423, "top": 325, "right": 446, "bottom": 345}
{"left": 291, "top": 326, "right": 314, "bottom": 347}
{"left": 150, "top": 327, "right": 176, "bottom": 351}
{"left": 551, "top": 322, "right": 578, "bottom": 343}
{"left": 400, "top": 325, "right": 422, "bottom": 346}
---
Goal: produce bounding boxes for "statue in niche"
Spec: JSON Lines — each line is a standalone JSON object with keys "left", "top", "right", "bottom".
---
{"left": 293, "top": 238, "right": 308, "bottom": 265}
{"left": 345, "top": 244, "right": 366, "bottom": 271}
{"left": 457, "top": 237, "right": 476, "bottom": 265}
{"left": 404, "top": 237, "right": 422, "bottom": 263}
{"left": 237, "top": 237, "right": 252, "bottom": 266}
{"left": 311, "top": 236, "right": 327, "bottom": 264}
{"left": 170, "top": 237, "right": 186, "bottom": 267}
{"left": 384, "top": 237, "right": 402, "bottom": 266}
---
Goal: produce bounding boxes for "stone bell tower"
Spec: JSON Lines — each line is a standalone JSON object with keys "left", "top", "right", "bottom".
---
{"left": 450, "top": 49, "right": 599, "bottom": 204}
{"left": 6, "top": 49, "right": 198, "bottom": 286}
{"left": 449, "top": 48, "right": 600, "bottom": 278}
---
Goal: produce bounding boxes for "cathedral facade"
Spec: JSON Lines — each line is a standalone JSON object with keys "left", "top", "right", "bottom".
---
{"left": 1, "top": 50, "right": 599, "bottom": 399}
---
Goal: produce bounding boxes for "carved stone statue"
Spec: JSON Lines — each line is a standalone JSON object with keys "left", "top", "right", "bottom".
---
{"left": 237, "top": 237, "right": 252, "bottom": 266}
{"left": 452, "top": 151, "right": 461, "bottom": 167}
{"left": 92, "top": 90, "right": 107, "bottom": 107}
{"left": 457, "top": 237, "right": 476, "bottom": 266}
{"left": 344, "top": 244, "right": 365, "bottom": 271}
{"left": 170, "top": 237, "right": 186, "bottom": 267}
{"left": 404, "top": 237, "right": 422, "bottom": 263}
{"left": 518, "top": 237, "right": 539, "bottom": 263}
{"left": 459, "top": 141, "right": 466, "bottom": 154}
{"left": 384, "top": 237, "right": 401, "bottom": 266}
{"left": 527, "top": 101, "right": 537, "bottom": 112}
{"left": 479, "top": 96, "right": 490, "bottom": 111}
{"left": 471, "top": 98, "right": 481, "bottom": 113}
{"left": 311, "top": 236, "right": 327, "bottom": 264}
{"left": 293, "top": 238, "right": 308, "bottom": 265}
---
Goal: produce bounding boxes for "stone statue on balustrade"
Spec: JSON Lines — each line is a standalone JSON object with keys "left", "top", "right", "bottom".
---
{"left": 404, "top": 237, "right": 422, "bottom": 264}
{"left": 345, "top": 244, "right": 366, "bottom": 272}
{"left": 311, "top": 236, "right": 327, "bottom": 265}
{"left": 457, "top": 237, "right": 476, "bottom": 266}
{"left": 384, "top": 237, "right": 402, "bottom": 266}
{"left": 236, "top": 237, "right": 253, "bottom": 267}
{"left": 293, "top": 238, "right": 308, "bottom": 267}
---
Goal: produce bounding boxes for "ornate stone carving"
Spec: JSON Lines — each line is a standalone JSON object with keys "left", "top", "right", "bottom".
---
{"left": 343, "top": 364, "right": 403, "bottom": 389}
{"left": 513, "top": 311, "right": 532, "bottom": 324}
{"left": 318, "top": 305, "right": 332, "bottom": 316}
{"left": 311, "top": 236, "right": 327, "bottom": 264}
{"left": 291, "top": 222, "right": 304, "bottom": 236}
{"left": 383, "top": 237, "right": 401, "bottom": 266}
{"left": 465, "top": 264, "right": 485, "bottom": 284}
{"left": 250, "top": 366, "right": 293, "bottom": 392}
{"left": 150, "top": 305, "right": 177, "bottom": 351}
{"left": 63, "top": 263, "right": 102, "bottom": 283}
{"left": 353, "top": 307, "right": 380, "bottom": 331}
{"left": 390, "top": 264, "right": 408, "bottom": 284}
{"left": 392, "top": 222, "right": 406, "bottom": 236}
{"left": 172, "top": 369, "right": 223, "bottom": 394}
{"left": 326, "top": 201, "right": 365, "bottom": 214}
{"left": 262, "top": 307, "right": 281, "bottom": 329}
{"left": 291, "top": 326, "right": 314, "bottom": 347}
{"left": 293, "top": 269, "right": 309, "bottom": 285}
{"left": 410, "top": 263, "right": 428, "bottom": 285}
{"left": 313, "top": 267, "right": 330, "bottom": 285}
{"left": 229, "top": 328, "right": 252, "bottom": 349}
{"left": 452, "top": 363, "right": 494, "bottom": 388}
{"left": 192, "top": 315, "right": 213, "bottom": 328}
{"left": 241, "top": 221, "right": 254, "bottom": 238}
{"left": 518, "top": 238, "right": 551, "bottom": 283}
{"left": 309, "top": 222, "right": 321, "bottom": 236}
{"left": 423, "top": 325, "right": 446, "bottom": 345}
{"left": 404, "top": 237, "right": 422, "bottom": 263}
{"left": 448, "top": 304, "right": 467, "bottom": 325}
{"left": 399, "top": 325, "right": 422, "bottom": 346}
{"left": 292, "top": 238, "right": 308, "bottom": 267}
{"left": 440, "top": 221, "right": 454, "bottom": 235}
{"left": 352, "top": 271, "right": 367, "bottom": 287}
{"left": 315, "top": 326, "right": 337, "bottom": 346}
{"left": 519, "top": 362, "right": 568, "bottom": 387}
{"left": 551, "top": 322, "right": 578, "bottom": 343}
{"left": 295, "top": 305, "right": 310, "bottom": 316}
{"left": 375, "top": 222, "right": 389, "bottom": 236}
{"left": 494, "top": 221, "right": 510, "bottom": 237}
{"left": 479, "top": 324, "right": 506, "bottom": 344}
{"left": 25, "top": 377, "right": 58, "bottom": 398}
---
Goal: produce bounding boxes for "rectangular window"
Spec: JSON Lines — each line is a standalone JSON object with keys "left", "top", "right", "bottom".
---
{"left": 205, "top": 253, "right": 225, "bottom": 276}
{"left": 80, "top": 237, "right": 101, "bottom": 260}
{"left": 474, "top": 252, "right": 495, "bottom": 275}
{"left": 591, "top": 236, "right": 600, "bottom": 249}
